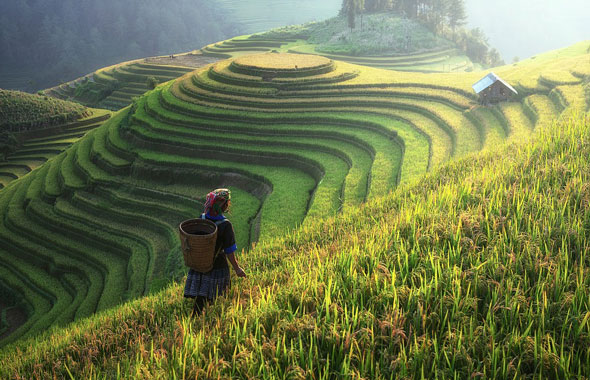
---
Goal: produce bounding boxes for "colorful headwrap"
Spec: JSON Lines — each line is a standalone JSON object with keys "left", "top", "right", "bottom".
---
{"left": 204, "top": 188, "right": 231, "bottom": 214}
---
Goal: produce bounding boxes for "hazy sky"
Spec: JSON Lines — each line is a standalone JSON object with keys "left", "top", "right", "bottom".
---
{"left": 465, "top": 0, "right": 589, "bottom": 61}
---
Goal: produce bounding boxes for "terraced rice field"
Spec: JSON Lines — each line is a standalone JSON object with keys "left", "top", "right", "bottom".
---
{"left": 0, "top": 109, "right": 111, "bottom": 189}
{"left": 45, "top": 24, "right": 472, "bottom": 111}
{"left": 94, "top": 63, "right": 194, "bottom": 110}
{"left": 0, "top": 43, "right": 588, "bottom": 346}
{"left": 46, "top": 58, "right": 206, "bottom": 111}
{"left": 200, "top": 34, "right": 474, "bottom": 73}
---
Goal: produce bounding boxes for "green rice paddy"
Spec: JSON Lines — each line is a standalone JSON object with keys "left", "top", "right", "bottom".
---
{"left": 0, "top": 33, "right": 589, "bottom": 379}
{"left": 0, "top": 108, "right": 112, "bottom": 189}
{"left": 1, "top": 110, "right": 589, "bottom": 379}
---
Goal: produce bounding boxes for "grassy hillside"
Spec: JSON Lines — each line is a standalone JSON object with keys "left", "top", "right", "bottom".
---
{"left": 0, "top": 42, "right": 588, "bottom": 349}
{"left": 0, "top": 90, "right": 112, "bottom": 189}
{"left": 45, "top": 13, "right": 476, "bottom": 111}
{"left": 282, "top": 13, "right": 454, "bottom": 56}
{"left": 0, "top": 109, "right": 112, "bottom": 189}
{"left": 44, "top": 56, "right": 213, "bottom": 111}
{"left": 0, "top": 90, "right": 87, "bottom": 132}
{"left": 1, "top": 111, "right": 588, "bottom": 378}
{"left": 200, "top": 14, "right": 475, "bottom": 73}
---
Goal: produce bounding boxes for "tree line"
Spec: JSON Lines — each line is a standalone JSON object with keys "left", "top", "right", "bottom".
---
{"left": 0, "top": 0, "right": 241, "bottom": 92}
{"left": 340, "top": 0, "right": 504, "bottom": 66}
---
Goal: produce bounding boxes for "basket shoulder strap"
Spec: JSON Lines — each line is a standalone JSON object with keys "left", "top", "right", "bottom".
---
{"left": 201, "top": 214, "right": 227, "bottom": 226}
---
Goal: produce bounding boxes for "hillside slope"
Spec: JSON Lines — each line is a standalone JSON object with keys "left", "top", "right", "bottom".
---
{"left": 44, "top": 55, "right": 219, "bottom": 111}
{"left": 45, "top": 13, "right": 477, "bottom": 111}
{"left": 0, "top": 42, "right": 588, "bottom": 347}
{"left": 200, "top": 14, "right": 475, "bottom": 73}
{"left": 0, "top": 90, "right": 112, "bottom": 189}
{"left": 0, "top": 90, "right": 87, "bottom": 131}
{"left": 1, "top": 111, "right": 588, "bottom": 378}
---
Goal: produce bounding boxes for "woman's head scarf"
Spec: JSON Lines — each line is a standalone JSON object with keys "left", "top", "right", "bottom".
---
{"left": 204, "top": 188, "right": 231, "bottom": 214}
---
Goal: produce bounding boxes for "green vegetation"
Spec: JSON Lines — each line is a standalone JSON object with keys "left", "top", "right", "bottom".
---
{"left": 306, "top": 13, "right": 454, "bottom": 56}
{"left": 201, "top": 17, "right": 476, "bottom": 73}
{"left": 319, "top": 13, "right": 453, "bottom": 55}
{"left": 0, "top": 40, "right": 588, "bottom": 360}
{"left": 229, "top": 2, "right": 498, "bottom": 69}
{"left": 146, "top": 76, "right": 160, "bottom": 90}
{"left": 43, "top": 9, "right": 494, "bottom": 111}
{"left": 0, "top": 90, "right": 87, "bottom": 132}
{"left": 0, "top": 90, "right": 112, "bottom": 188}
{"left": 338, "top": 0, "right": 503, "bottom": 67}
{"left": 46, "top": 61, "right": 195, "bottom": 111}
{"left": 1, "top": 112, "right": 589, "bottom": 378}
{"left": 0, "top": 131, "right": 18, "bottom": 161}
{"left": 0, "top": 108, "right": 111, "bottom": 189}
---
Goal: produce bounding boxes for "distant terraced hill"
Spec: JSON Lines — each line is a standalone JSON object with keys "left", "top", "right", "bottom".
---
{"left": 45, "top": 54, "right": 219, "bottom": 111}
{"left": 0, "top": 42, "right": 588, "bottom": 346}
{"left": 44, "top": 13, "right": 475, "bottom": 112}
{"left": 0, "top": 90, "right": 112, "bottom": 189}
{"left": 0, "top": 110, "right": 112, "bottom": 189}
{"left": 199, "top": 14, "right": 474, "bottom": 73}
{"left": 48, "top": 37, "right": 470, "bottom": 112}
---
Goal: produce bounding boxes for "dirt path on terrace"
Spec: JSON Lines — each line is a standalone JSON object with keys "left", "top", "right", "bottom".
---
{"left": 144, "top": 54, "right": 220, "bottom": 68}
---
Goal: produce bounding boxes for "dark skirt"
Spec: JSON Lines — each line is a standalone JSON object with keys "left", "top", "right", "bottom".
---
{"left": 184, "top": 266, "right": 231, "bottom": 300}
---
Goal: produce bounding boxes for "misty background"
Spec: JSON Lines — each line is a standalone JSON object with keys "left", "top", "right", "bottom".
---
{"left": 213, "top": 0, "right": 340, "bottom": 33}
{"left": 216, "top": 0, "right": 589, "bottom": 62}
{"left": 465, "top": 0, "right": 589, "bottom": 62}
{"left": 0, "top": 0, "right": 242, "bottom": 92}
{"left": 0, "top": 0, "right": 587, "bottom": 92}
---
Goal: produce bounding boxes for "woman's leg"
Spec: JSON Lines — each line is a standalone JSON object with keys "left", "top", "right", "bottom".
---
{"left": 191, "top": 296, "right": 209, "bottom": 318}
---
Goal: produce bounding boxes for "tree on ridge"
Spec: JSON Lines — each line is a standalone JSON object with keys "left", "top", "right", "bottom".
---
{"left": 446, "top": 0, "right": 467, "bottom": 37}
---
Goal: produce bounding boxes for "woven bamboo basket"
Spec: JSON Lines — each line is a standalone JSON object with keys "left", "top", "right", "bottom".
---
{"left": 179, "top": 219, "right": 218, "bottom": 272}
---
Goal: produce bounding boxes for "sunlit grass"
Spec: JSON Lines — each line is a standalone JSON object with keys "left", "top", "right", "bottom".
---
{"left": 233, "top": 52, "right": 331, "bottom": 70}
{"left": 1, "top": 37, "right": 589, "bottom": 357}
{"left": 2, "top": 113, "right": 589, "bottom": 378}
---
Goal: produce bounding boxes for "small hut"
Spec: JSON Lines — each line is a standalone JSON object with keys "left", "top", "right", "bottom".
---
{"left": 472, "top": 72, "right": 517, "bottom": 104}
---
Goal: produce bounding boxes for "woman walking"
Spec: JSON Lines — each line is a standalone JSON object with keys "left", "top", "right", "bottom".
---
{"left": 184, "top": 188, "right": 246, "bottom": 317}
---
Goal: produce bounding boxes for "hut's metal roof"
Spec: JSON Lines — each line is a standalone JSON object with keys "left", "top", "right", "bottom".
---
{"left": 472, "top": 72, "right": 518, "bottom": 94}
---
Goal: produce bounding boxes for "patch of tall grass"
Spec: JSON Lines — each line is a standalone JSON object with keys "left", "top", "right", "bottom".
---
{"left": 2, "top": 113, "right": 588, "bottom": 379}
